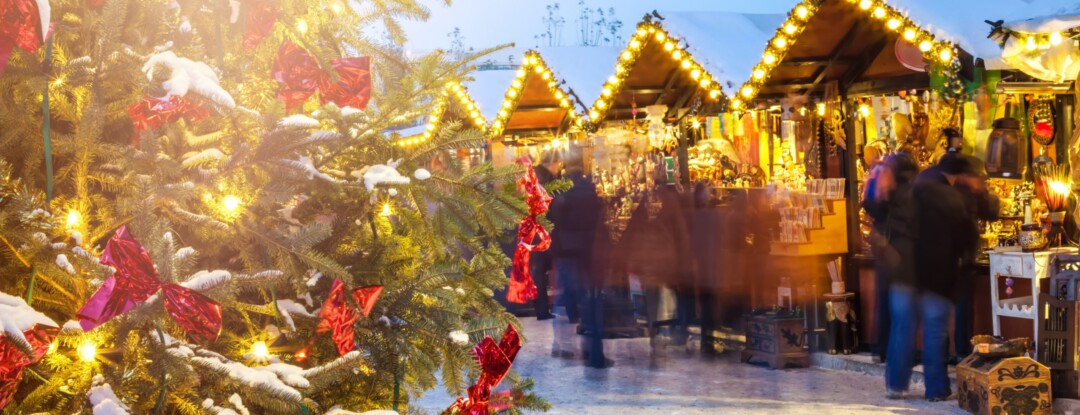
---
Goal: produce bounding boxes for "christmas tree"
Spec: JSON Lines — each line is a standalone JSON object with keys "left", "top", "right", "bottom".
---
{"left": 0, "top": 0, "right": 547, "bottom": 413}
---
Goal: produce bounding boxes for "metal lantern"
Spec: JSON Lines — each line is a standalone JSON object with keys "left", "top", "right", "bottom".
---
{"left": 985, "top": 117, "right": 1026, "bottom": 179}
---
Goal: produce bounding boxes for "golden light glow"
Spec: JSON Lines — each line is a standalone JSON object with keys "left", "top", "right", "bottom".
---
{"left": 1051, "top": 32, "right": 1064, "bottom": 45}
{"left": 630, "top": 39, "right": 642, "bottom": 49}
{"left": 887, "top": 18, "right": 901, "bottom": 30}
{"left": 817, "top": 102, "right": 826, "bottom": 116}
{"left": 296, "top": 19, "right": 308, "bottom": 34}
{"left": 903, "top": 28, "right": 916, "bottom": 41}
{"left": 732, "top": 99, "right": 743, "bottom": 110}
{"left": 331, "top": 3, "right": 343, "bottom": 14}
{"left": 763, "top": 53, "right": 776, "bottom": 65}
{"left": 655, "top": 31, "right": 666, "bottom": 42}
{"left": 681, "top": 59, "right": 692, "bottom": 69}
{"left": 795, "top": 5, "right": 809, "bottom": 19}
{"left": 79, "top": 342, "right": 96, "bottom": 362}
{"left": 66, "top": 209, "right": 81, "bottom": 228}
{"left": 554, "top": 90, "right": 564, "bottom": 99}
{"left": 1050, "top": 180, "right": 1071, "bottom": 196}
{"left": 596, "top": 100, "right": 606, "bottom": 109}
{"left": 508, "top": 89, "right": 518, "bottom": 98}
{"left": 699, "top": 78, "right": 710, "bottom": 88}
{"left": 753, "top": 69, "right": 766, "bottom": 79}
{"left": 918, "top": 40, "right": 932, "bottom": 52}
{"left": 741, "top": 85, "right": 754, "bottom": 98}
{"left": 512, "top": 80, "right": 522, "bottom": 88}
{"left": 709, "top": 89, "right": 721, "bottom": 99}
{"left": 858, "top": 103, "right": 871, "bottom": 118}
{"left": 872, "top": 7, "right": 885, "bottom": 19}
{"left": 784, "top": 22, "right": 798, "bottom": 35}
{"left": 380, "top": 203, "right": 393, "bottom": 217}
{"left": 939, "top": 48, "right": 952, "bottom": 62}
{"left": 690, "top": 68, "right": 702, "bottom": 80}
{"left": 636, "top": 27, "right": 647, "bottom": 37}
{"left": 222, "top": 195, "right": 242, "bottom": 213}
{"left": 589, "top": 110, "right": 599, "bottom": 119}
{"left": 672, "top": 50, "right": 682, "bottom": 59}
{"left": 664, "top": 41, "right": 675, "bottom": 51}
{"left": 773, "top": 36, "right": 788, "bottom": 49}
{"left": 516, "top": 69, "right": 526, "bottom": 77}
{"left": 1026, "top": 36, "right": 1037, "bottom": 51}
{"left": 608, "top": 75, "right": 619, "bottom": 85}
{"left": 621, "top": 51, "right": 632, "bottom": 61}
{"left": 602, "top": 87, "right": 612, "bottom": 97}
{"left": 859, "top": 0, "right": 872, "bottom": 10}
{"left": 251, "top": 341, "right": 269, "bottom": 358}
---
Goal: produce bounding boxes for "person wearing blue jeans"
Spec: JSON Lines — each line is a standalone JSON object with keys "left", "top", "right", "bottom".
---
{"left": 886, "top": 284, "right": 952, "bottom": 400}
{"left": 554, "top": 257, "right": 583, "bottom": 323}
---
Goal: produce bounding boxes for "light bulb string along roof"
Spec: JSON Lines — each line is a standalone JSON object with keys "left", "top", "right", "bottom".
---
{"left": 587, "top": 19, "right": 726, "bottom": 126}
{"left": 396, "top": 81, "right": 487, "bottom": 147}
{"left": 731, "top": 0, "right": 961, "bottom": 111}
{"left": 489, "top": 50, "right": 583, "bottom": 138}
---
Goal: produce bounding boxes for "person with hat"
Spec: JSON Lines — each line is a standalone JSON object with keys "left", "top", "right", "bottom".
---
{"left": 886, "top": 149, "right": 987, "bottom": 401}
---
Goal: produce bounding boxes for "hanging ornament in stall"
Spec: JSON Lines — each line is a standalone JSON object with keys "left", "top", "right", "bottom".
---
{"left": 1028, "top": 97, "right": 1055, "bottom": 145}
{"left": 507, "top": 159, "right": 552, "bottom": 304}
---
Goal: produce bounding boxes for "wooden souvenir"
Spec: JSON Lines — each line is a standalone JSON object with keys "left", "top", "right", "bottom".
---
{"left": 741, "top": 313, "right": 808, "bottom": 369}
{"left": 956, "top": 354, "right": 1052, "bottom": 415}
{"left": 824, "top": 293, "right": 857, "bottom": 355}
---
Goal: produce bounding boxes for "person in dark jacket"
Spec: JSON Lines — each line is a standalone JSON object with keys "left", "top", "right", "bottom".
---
{"left": 862, "top": 153, "right": 919, "bottom": 363}
{"left": 531, "top": 152, "right": 562, "bottom": 320}
{"left": 547, "top": 166, "right": 600, "bottom": 325}
{"left": 886, "top": 153, "right": 979, "bottom": 401}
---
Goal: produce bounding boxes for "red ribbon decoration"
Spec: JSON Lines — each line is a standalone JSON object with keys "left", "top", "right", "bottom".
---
{"left": 317, "top": 278, "right": 383, "bottom": 356}
{"left": 271, "top": 41, "right": 372, "bottom": 111}
{"left": 0, "top": 323, "right": 58, "bottom": 409}
{"left": 448, "top": 324, "right": 522, "bottom": 415}
{"left": 242, "top": 0, "right": 278, "bottom": 51}
{"left": 507, "top": 159, "right": 553, "bottom": 304}
{"left": 0, "top": 0, "right": 46, "bottom": 76}
{"left": 76, "top": 226, "right": 223, "bottom": 343}
{"left": 127, "top": 95, "right": 211, "bottom": 142}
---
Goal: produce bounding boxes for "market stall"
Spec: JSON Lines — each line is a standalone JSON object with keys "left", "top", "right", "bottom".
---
{"left": 394, "top": 79, "right": 494, "bottom": 167}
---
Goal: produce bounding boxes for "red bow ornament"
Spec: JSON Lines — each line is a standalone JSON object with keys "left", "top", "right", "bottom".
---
{"left": 0, "top": 0, "right": 49, "bottom": 76}
{"left": 507, "top": 160, "right": 552, "bottom": 304}
{"left": 448, "top": 324, "right": 522, "bottom": 415}
{"left": 127, "top": 95, "right": 211, "bottom": 140}
{"left": 242, "top": 0, "right": 278, "bottom": 51}
{"left": 317, "top": 278, "right": 383, "bottom": 356}
{"left": 77, "top": 226, "right": 223, "bottom": 343}
{"left": 0, "top": 293, "right": 59, "bottom": 410}
{"left": 272, "top": 41, "right": 371, "bottom": 111}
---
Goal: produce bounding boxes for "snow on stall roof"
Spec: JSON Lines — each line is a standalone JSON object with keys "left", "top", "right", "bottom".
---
{"left": 466, "top": 68, "right": 519, "bottom": 122}
{"left": 532, "top": 46, "right": 621, "bottom": 113}
{"left": 658, "top": 11, "right": 786, "bottom": 94}
{"left": 887, "top": 0, "right": 1078, "bottom": 69}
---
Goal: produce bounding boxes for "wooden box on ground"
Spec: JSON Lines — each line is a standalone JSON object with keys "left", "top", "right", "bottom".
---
{"left": 741, "top": 312, "right": 808, "bottom": 369}
{"left": 956, "top": 354, "right": 1052, "bottom": 415}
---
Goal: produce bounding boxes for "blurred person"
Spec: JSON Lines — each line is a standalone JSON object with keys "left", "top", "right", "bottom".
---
{"left": 548, "top": 166, "right": 600, "bottom": 325}
{"left": 887, "top": 152, "right": 980, "bottom": 401}
{"left": 862, "top": 153, "right": 919, "bottom": 364}
{"left": 531, "top": 151, "right": 562, "bottom": 320}
{"left": 947, "top": 152, "right": 1000, "bottom": 362}
{"left": 621, "top": 167, "right": 691, "bottom": 351}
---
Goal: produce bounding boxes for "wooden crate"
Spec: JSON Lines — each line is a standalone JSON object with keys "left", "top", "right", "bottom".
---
{"left": 956, "top": 354, "right": 1052, "bottom": 415}
{"left": 741, "top": 313, "right": 808, "bottom": 369}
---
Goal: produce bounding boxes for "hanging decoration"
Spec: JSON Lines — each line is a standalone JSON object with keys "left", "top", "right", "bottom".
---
{"left": 0, "top": 292, "right": 59, "bottom": 410}
{"left": 272, "top": 41, "right": 371, "bottom": 111}
{"left": 76, "top": 226, "right": 223, "bottom": 343}
{"left": 1028, "top": 97, "right": 1055, "bottom": 145}
{"left": 446, "top": 324, "right": 522, "bottom": 415}
{"left": 127, "top": 95, "right": 211, "bottom": 137}
{"left": 0, "top": 0, "right": 49, "bottom": 76}
{"left": 242, "top": 0, "right": 278, "bottom": 51}
{"left": 317, "top": 278, "right": 383, "bottom": 356}
{"left": 489, "top": 50, "right": 581, "bottom": 137}
{"left": 507, "top": 159, "right": 552, "bottom": 304}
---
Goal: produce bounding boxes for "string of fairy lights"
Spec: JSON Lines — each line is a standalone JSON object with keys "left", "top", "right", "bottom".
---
{"left": 732, "top": 0, "right": 960, "bottom": 110}
{"left": 396, "top": 81, "right": 487, "bottom": 147}
{"left": 587, "top": 21, "right": 726, "bottom": 126}
{"left": 488, "top": 50, "right": 583, "bottom": 138}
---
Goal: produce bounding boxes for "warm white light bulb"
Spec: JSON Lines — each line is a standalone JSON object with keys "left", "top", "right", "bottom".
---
{"left": 380, "top": 203, "right": 393, "bottom": 217}
{"left": 1026, "top": 36, "right": 1037, "bottom": 51}
{"left": 251, "top": 341, "right": 269, "bottom": 358}
{"left": 1051, "top": 32, "right": 1064, "bottom": 45}
{"left": 79, "top": 342, "right": 96, "bottom": 362}
{"left": 296, "top": 20, "right": 308, "bottom": 34}
{"left": 222, "top": 195, "right": 241, "bottom": 213}
{"left": 66, "top": 210, "right": 82, "bottom": 227}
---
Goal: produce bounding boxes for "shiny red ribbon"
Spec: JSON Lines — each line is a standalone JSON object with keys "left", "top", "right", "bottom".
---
{"left": 449, "top": 324, "right": 521, "bottom": 415}
{"left": 317, "top": 278, "right": 383, "bottom": 356}
{"left": 0, "top": 323, "right": 59, "bottom": 409}
{"left": 272, "top": 41, "right": 371, "bottom": 111}
{"left": 76, "top": 226, "right": 222, "bottom": 343}
{"left": 242, "top": 0, "right": 278, "bottom": 51}
{"left": 507, "top": 160, "right": 553, "bottom": 304}
{"left": 127, "top": 95, "right": 211, "bottom": 141}
{"left": 0, "top": 0, "right": 46, "bottom": 76}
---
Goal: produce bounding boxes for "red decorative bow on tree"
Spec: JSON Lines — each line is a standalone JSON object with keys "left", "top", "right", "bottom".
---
{"left": 507, "top": 159, "right": 552, "bottom": 304}
{"left": 0, "top": 295, "right": 58, "bottom": 410}
{"left": 76, "top": 226, "right": 223, "bottom": 343}
{"left": 317, "top": 278, "right": 383, "bottom": 356}
{"left": 127, "top": 95, "right": 211, "bottom": 142}
{"left": 242, "top": 0, "right": 278, "bottom": 51}
{"left": 272, "top": 41, "right": 371, "bottom": 111}
{"left": 447, "top": 324, "right": 522, "bottom": 415}
{"left": 0, "top": 0, "right": 48, "bottom": 76}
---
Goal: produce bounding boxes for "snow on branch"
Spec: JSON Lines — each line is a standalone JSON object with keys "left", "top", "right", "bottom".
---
{"left": 143, "top": 51, "right": 236, "bottom": 108}
{"left": 0, "top": 292, "right": 58, "bottom": 356}
{"left": 278, "top": 115, "right": 320, "bottom": 128}
{"left": 181, "top": 270, "right": 232, "bottom": 292}
{"left": 88, "top": 375, "right": 131, "bottom": 415}
{"left": 283, "top": 156, "right": 341, "bottom": 183}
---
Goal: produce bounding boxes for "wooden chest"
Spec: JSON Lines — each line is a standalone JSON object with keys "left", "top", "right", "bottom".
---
{"left": 741, "top": 313, "right": 808, "bottom": 369}
{"left": 956, "top": 354, "right": 1052, "bottom": 415}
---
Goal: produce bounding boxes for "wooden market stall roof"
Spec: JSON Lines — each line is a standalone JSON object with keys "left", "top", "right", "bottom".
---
{"left": 584, "top": 12, "right": 783, "bottom": 125}
{"left": 487, "top": 50, "right": 585, "bottom": 139}
{"left": 731, "top": 0, "right": 969, "bottom": 108}
{"left": 394, "top": 80, "right": 489, "bottom": 147}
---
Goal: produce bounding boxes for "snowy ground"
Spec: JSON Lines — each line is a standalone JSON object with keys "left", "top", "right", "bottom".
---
{"left": 414, "top": 317, "right": 968, "bottom": 415}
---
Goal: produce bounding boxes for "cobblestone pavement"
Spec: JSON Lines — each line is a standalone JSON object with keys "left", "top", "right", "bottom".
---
{"left": 415, "top": 317, "right": 968, "bottom": 415}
